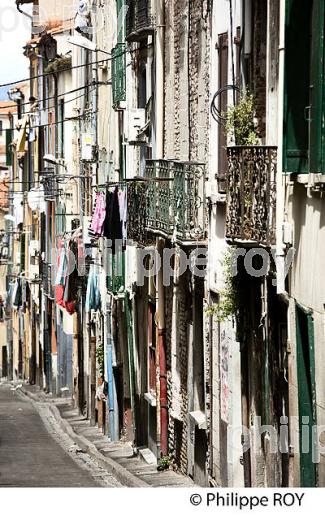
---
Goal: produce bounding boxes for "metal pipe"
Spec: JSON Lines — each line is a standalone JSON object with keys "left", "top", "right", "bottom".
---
{"left": 106, "top": 294, "right": 116, "bottom": 440}
{"left": 155, "top": 0, "right": 165, "bottom": 159}
{"left": 125, "top": 293, "right": 137, "bottom": 445}
{"left": 275, "top": 0, "right": 286, "bottom": 294}
{"left": 157, "top": 238, "right": 167, "bottom": 456}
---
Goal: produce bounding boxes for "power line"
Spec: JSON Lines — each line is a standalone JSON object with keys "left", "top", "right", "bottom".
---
{"left": 0, "top": 48, "right": 128, "bottom": 91}
{"left": 0, "top": 79, "right": 108, "bottom": 112}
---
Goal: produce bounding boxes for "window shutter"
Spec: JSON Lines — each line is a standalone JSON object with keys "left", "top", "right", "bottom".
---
{"left": 6, "top": 129, "right": 13, "bottom": 166}
{"left": 309, "top": 0, "right": 325, "bottom": 173}
{"left": 283, "top": 0, "right": 312, "bottom": 173}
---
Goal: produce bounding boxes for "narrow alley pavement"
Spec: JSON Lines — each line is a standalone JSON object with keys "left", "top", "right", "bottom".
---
{"left": 0, "top": 384, "right": 121, "bottom": 487}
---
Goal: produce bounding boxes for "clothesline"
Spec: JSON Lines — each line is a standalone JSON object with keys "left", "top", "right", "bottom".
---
{"left": 95, "top": 177, "right": 173, "bottom": 188}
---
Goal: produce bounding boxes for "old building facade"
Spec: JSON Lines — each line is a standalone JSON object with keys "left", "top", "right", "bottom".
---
{"left": 2, "top": 0, "right": 324, "bottom": 487}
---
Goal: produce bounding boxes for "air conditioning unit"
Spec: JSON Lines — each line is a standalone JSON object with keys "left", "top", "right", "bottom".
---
{"left": 125, "top": 108, "right": 146, "bottom": 144}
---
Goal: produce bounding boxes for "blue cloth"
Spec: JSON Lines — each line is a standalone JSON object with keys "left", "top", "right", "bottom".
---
{"left": 85, "top": 264, "right": 101, "bottom": 312}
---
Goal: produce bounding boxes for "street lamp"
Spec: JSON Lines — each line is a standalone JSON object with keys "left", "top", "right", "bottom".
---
{"left": 67, "top": 35, "right": 111, "bottom": 55}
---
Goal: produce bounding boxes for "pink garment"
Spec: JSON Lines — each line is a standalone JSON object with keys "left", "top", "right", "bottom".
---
{"left": 90, "top": 192, "right": 106, "bottom": 235}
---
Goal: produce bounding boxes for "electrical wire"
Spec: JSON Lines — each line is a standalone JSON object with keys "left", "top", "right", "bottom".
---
{"left": 0, "top": 46, "right": 129, "bottom": 91}
{"left": 0, "top": 80, "right": 107, "bottom": 112}
{"left": 210, "top": 85, "right": 240, "bottom": 125}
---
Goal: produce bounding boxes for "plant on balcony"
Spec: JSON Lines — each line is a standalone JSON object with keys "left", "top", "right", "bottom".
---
{"left": 225, "top": 92, "right": 259, "bottom": 146}
{"left": 206, "top": 248, "right": 239, "bottom": 322}
{"left": 44, "top": 56, "right": 72, "bottom": 75}
{"left": 96, "top": 344, "right": 105, "bottom": 379}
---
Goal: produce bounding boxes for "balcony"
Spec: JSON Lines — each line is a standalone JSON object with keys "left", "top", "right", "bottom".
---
{"left": 42, "top": 261, "right": 54, "bottom": 300}
{"left": 112, "top": 43, "right": 126, "bottom": 108}
{"left": 226, "top": 146, "right": 277, "bottom": 246}
{"left": 127, "top": 160, "right": 206, "bottom": 245}
{"left": 126, "top": 0, "right": 155, "bottom": 42}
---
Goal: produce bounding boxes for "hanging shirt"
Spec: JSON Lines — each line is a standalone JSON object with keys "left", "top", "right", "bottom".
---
{"left": 103, "top": 187, "right": 123, "bottom": 253}
{"left": 89, "top": 192, "right": 106, "bottom": 236}
{"left": 75, "top": 1, "right": 90, "bottom": 33}
{"left": 55, "top": 245, "right": 68, "bottom": 286}
{"left": 85, "top": 264, "right": 101, "bottom": 312}
{"left": 118, "top": 190, "right": 127, "bottom": 241}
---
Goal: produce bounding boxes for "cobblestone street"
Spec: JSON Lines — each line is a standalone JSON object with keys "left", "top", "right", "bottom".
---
{"left": 0, "top": 384, "right": 121, "bottom": 487}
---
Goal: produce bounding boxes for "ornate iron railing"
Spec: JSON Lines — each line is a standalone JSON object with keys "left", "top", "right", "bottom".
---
{"left": 112, "top": 43, "right": 126, "bottom": 107}
{"left": 226, "top": 146, "right": 277, "bottom": 245}
{"left": 127, "top": 160, "right": 206, "bottom": 245}
{"left": 43, "top": 177, "right": 56, "bottom": 201}
{"left": 42, "top": 261, "right": 54, "bottom": 299}
{"left": 126, "top": 0, "right": 154, "bottom": 41}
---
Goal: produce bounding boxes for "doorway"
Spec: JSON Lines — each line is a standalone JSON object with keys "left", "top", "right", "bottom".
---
{"left": 296, "top": 304, "right": 317, "bottom": 487}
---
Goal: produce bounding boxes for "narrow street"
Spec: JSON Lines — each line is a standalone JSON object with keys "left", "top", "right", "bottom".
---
{"left": 0, "top": 384, "right": 120, "bottom": 487}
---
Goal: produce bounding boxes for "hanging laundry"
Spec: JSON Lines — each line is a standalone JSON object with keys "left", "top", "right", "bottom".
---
{"left": 63, "top": 241, "right": 79, "bottom": 315}
{"left": 75, "top": 1, "right": 91, "bottom": 34}
{"left": 89, "top": 191, "right": 106, "bottom": 237}
{"left": 13, "top": 278, "right": 22, "bottom": 308}
{"left": 55, "top": 244, "right": 68, "bottom": 286}
{"left": 85, "top": 264, "right": 101, "bottom": 312}
{"left": 118, "top": 190, "right": 127, "bottom": 243}
{"left": 55, "top": 243, "right": 69, "bottom": 309}
{"left": 103, "top": 186, "right": 123, "bottom": 253}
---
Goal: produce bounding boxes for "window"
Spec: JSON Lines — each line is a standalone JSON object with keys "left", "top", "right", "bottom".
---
{"left": 0, "top": 120, "right": 3, "bottom": 136}
{"left": 283, "top": 0, "right": 325, "bottom": 173}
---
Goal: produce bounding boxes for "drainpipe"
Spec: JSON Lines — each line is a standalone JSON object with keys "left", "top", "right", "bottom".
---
{"left": 155, "top": 0, "right": 165, "bottom": 159}
{"left": 154, "top": 0, "right": 167, "bottom": 457}
{"left": 157, "top": 238, "right": 167, "bottom": 456}
{"left": 275, "top": 0, "right": 286, "bottom": 295}
{"left": 106, "top": 294, "right": 116, "bottom": 440}
{"left": 7, "top": 114, "right": 15, "bottom": 381}
{"left": 125, "top": 292, "right": 137, "bottom": 445}
{"left": 261, "top": 277, "right": 270, "bottom": 427}
{"left": 16, "top": 1, "right": 33, "bottom": 22}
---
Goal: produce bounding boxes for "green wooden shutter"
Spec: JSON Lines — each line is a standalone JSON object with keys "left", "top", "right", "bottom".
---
{"left": 309, "top": 0, "right": 325, "bottom": 173}
{"left": 116, "top": 0, "right": 125, "bottom": 43}
{"left": 6, "top": 129, "right": 13, "bottom": 166}
{"left": 283, "top": 0, "right": 312, "bottom": 173}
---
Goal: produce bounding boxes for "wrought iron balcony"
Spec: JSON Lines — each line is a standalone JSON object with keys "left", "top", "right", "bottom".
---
{"left": 112, "top": 43, "right": 126, "bottom": 108}
{"left": 127, "top": 160, "right": 206, "bottom": 245}
{"left": 226, "top": 146, "right": 277, "bottom": 246}
{"left": 42, "top": 261, "right": 54, "bottom": 299}
{"left": 126, "top": 0, "right": 155, "bottom": 42}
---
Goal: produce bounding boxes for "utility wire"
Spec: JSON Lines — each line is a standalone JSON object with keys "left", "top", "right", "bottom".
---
{"left": 1, "top": 80, "right": 107, "bottom": 111}
{"left": 0, "top": 48, "right": 128, "bottom": 91}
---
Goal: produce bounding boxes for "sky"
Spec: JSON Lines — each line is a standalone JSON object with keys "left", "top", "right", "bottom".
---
{"left": 0, "top": 0, "right": 32, "bottom": 97}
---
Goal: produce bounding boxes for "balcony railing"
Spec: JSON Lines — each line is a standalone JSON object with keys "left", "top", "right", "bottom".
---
{"left": 42, "top": 261, "right": 54, "bottom": 299}
{"left": 112, "top": 43, "right": 126, "bottom": 108}
{"left": 226, "top": 146, "right": 277, "bottom": 246}
{"left": 126, "top": 0, "right": 155, "bottom": 41}
{"left": 127, "top": 160, "right": 206, "bottom": 245}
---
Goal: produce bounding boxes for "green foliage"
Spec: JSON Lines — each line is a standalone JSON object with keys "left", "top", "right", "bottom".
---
{"left": 44, "top": 56, "right": 72, "bottom": 75}
{"left": 225, "top": 92, "right": 259, "bottom": 146}
{"left": 96, "top": 344, "right": 105, "bottom": 379}
{"left": 206, "top": 249, "right": 238, "bottom": 322}
{"left": 157, "top": 454, "right": 172, "bottom": 471}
